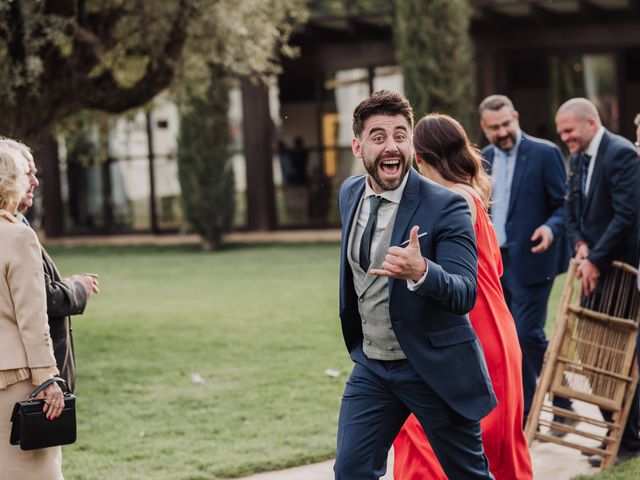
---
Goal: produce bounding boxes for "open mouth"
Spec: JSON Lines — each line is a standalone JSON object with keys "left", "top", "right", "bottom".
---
{"left": 380, "top": 158, "right": 401, "bottom": 176}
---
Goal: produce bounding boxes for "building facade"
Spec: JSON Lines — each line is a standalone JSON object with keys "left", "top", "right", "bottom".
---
{"left": 40, "top": 0, "right": 640, "bottom": 236}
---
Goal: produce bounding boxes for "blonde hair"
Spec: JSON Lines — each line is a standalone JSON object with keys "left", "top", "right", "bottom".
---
{"left": 0, "top": 145, "right": 29, "bottom": 211}
{"left": 0, "top": 137, "right": 33, "bottom": 164}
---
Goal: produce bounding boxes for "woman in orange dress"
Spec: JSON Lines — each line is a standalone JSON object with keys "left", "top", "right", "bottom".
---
{"left": 393, "top": 114, "right": 533, "bottom": 480}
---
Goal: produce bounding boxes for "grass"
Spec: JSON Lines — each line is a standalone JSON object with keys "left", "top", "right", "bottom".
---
{"left": 545, "top": 272, "right": 566, "bottom": 337}
{"left": 46, "top": 244, "right": 639, "bottom": 480}
{"left": 572, "top": 457, "right": 640, "bottom": 480}
{"left": 49, "top": 243, "right": 349, "bottom": 479}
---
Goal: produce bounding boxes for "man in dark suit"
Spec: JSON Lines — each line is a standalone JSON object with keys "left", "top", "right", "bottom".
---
{"left": 3, "top": 138, "right": 99, "bottom": 393}
{"left": 479, "top": 95, "right": 570, "bottom": 424}
{"left": 556, "top": 98, "right": 640, "bottom": 465}
{"left": 334, "top": 90, "right": 496, "bottom": 479}
{"left": 635, "top": 113, "right": 640, "bottom": 158}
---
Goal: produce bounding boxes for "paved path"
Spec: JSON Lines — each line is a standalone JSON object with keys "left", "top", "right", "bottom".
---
{"left": 236, "top": 400, "right": 601, "bottom": 480}
{"left": 235, "top": 441, "right": 596, "bottom": 480}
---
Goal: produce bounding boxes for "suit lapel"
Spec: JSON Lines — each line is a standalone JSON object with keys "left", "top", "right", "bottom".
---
{"left": 583, "top": 131, "right": 609, "bottom": 214}
{"left": 391, "top": 169, "right": 421, "bottom": 250}
{"left": 483, "top": 148, "right": 495, "bottom": 175}
{"left": 507, "top": 136, "right": 528, "bottom": 219}
{"left": 341, "top": 178, "right": 366, "bottom": 263}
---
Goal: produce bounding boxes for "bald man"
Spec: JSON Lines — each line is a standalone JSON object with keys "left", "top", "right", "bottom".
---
{"left": 635, "top": 113, "right": 640, "bottom": 158}
{"left": 556, "top": 99, "right": 640, "bottom": 466}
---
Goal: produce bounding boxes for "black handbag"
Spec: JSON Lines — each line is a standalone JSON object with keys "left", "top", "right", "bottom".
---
{"left": 9, "top": 376, "right": 76, "bottom": 450}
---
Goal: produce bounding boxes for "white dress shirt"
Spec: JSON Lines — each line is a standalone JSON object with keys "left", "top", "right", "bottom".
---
{"left": 351, "top": 172, "right": 427, "bottom": 289}
{"left": 584, "top": 126, "right": 605, "bottom": 196}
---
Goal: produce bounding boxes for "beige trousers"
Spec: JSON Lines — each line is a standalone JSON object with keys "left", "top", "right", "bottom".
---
{"left": 0, "top": 378, "right": 63, "bottom": 480}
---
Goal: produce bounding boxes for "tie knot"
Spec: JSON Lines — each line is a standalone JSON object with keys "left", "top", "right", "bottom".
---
{"left": 369, "top": 195, "right": 384, "bottom": 214}
{"left": 582, "top": 153, "right": 592, "bottom": 167}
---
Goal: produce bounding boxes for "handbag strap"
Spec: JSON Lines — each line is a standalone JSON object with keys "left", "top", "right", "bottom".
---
{"left": 27, "top": 377, "right": 69, "bottom": 400}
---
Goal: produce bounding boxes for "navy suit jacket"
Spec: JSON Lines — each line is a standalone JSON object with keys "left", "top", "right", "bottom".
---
{"left": 482, "top": 133, "right": 569, "bottom": 285}
{"left": 566, "top": 130, "right": 640, "bottom": 272}
{"left": 338, "top": 168, "right": 497, "bottom": 422}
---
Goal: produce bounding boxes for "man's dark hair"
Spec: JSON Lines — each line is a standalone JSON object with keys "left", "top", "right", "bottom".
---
{"left": 352, "top": 90, "right": 414, "bottom": 138}
{"left": 478, "top": 94, "right": 515, "bottom": 116}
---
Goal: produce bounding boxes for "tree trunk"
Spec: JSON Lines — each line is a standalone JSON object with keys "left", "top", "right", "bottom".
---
{"left": 37, "top": 134, "right": 64, "bottom": 238}
{"left": 242, "top": 77, "right": 276, "bottom": 231}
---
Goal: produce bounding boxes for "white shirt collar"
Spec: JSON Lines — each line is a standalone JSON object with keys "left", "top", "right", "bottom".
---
{"left": 586, "top": 126, "right": 605, "bottom": 158}
{"left": 364, "top": 170, "right": 410, "bottom": 205}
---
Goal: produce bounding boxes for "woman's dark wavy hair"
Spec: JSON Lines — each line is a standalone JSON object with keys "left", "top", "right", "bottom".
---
{"left": 414, "top": 113, "right": 492, "bottom": 207}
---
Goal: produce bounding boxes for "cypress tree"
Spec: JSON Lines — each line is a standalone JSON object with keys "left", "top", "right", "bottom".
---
{"left": 394, "top": 0, "right": 475, "bottom": 130}
{"left": 177, "top": 64, "right": 235, "bottom": 250}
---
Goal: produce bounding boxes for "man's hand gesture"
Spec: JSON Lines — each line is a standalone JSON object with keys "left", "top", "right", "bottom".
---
{"left": 530, "top": 225, "right": 553, "bottom": 253}
{"left": 576, "top": 259, "right": 600, "bottom": 296}
{"left": 370, "top": 226, "right": 427, "bottom": 282}
{"left": 572, "top": 242, "right": 599, "bottom": 295}
{"left": 69, "top": 274, "right": 100, "bottom": 299}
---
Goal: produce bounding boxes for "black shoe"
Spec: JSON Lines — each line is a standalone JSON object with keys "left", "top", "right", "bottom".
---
{"left": 588, "top": 448, "right": 640, "bottom": 468}
{"left": 549, "top": 414, "right": 579, "bottom": 438}
{"left": 588, "top": 454, "right": 603, "bottom": 468}
{"left": 615, "top": 448, "right": 640, "bottom": 466}
{"left": 582, "top": 442, "right": 607, "bottom": 456}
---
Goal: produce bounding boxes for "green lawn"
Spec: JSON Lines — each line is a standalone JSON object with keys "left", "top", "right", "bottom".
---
{"left": 49, "top": 243, "right": 348, "bottom": 479}
{"left": 573, "top": 457, "right": 640, "bottom": 480}
{"left": 545, "top": 272, "right": 566, "bottom": 338}
{"left": 45, "top": 244, "right": 638, "bottom": 479}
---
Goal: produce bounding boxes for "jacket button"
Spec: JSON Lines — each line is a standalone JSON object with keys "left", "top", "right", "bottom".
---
{"left": 359, "top": 297, "right": 364, "bottom": 303}
{"left": 388, "top": 346, "right": 395, "bottom": 351}
{"left": 362, "top": 319, "right": 367, "bottom": 324}
{"left": 366, "top": 340, "right": 372, "bottom": 345}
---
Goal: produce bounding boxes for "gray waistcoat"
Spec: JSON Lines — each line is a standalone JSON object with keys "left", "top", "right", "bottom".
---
{"left": 347, "top": 200, "right": 405, "bottom": 360}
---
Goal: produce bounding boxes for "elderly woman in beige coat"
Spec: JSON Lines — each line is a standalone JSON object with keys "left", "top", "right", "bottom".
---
{"left": 0, "top": 143, "right": 65, "bottom": 479}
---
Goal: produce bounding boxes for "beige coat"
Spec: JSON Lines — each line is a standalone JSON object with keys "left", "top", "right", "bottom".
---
{"left": 0, "top": 221, "right": 57, "bottom": 371}
{"left": 0, "top": 220, "right": 62, "bottom": 479}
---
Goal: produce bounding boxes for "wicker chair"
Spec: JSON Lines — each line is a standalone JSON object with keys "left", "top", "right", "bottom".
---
{"left": 525, "top": 259, "right": 640, "bottom": 469}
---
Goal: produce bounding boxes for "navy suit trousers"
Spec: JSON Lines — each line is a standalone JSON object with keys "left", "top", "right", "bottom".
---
{"left": 334, "top": 346, "right": 494, "bottom": 480}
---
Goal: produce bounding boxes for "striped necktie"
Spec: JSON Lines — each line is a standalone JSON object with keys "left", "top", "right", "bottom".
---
{"left": 581, "top": 153, "right": 592, "bottom": 196}
{"left": 359, "top": 196, "right": 383, "bottom": 272}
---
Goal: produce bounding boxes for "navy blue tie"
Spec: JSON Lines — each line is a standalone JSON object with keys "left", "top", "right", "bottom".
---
{"left": 359, "top": 196, "right": 383, "bottom": 272}
{"left": 580, "top": 153, "right": 591, "bottom": 196}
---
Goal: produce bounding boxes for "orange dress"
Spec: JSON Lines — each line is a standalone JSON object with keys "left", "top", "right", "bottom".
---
{"left": 393, "top": 194, "right": 533, "bottom": 480}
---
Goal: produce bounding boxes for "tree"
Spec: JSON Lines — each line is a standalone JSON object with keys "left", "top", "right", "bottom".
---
{"left": 0, "top": 0, "right": 306, "bottom": 146}
{"left": 177, "top": 64, "right": 234, "bottom": 250}
{"left": 394, "top": 0, "right": 475, "bottom": 130}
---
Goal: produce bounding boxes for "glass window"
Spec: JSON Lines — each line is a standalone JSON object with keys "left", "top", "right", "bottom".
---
{"left": 552, "top": 53, "right": 618, "bottom": 131}
{"left": 373, "top": 65, "right": 404, "bottom": 93}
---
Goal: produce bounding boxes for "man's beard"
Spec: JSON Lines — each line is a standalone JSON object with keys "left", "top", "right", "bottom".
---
{"left": 495, "top": 131, "right": 517, "bottom": 152}
{"left": 365, "top": 152, "right": 410, "bottom": 192}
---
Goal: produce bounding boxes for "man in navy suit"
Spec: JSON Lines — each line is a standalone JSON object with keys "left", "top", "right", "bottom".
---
{"left": 556, "top": 98, "right": 640, "bottom": 466}
{"left": 635, "top": 114, "right": 640, "bottom": 158}
{"left": 479, "top": 95, "right": 569, "bottom": 424}
{"left": 333, "top": 90, "right": 496, "bottom": 480}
